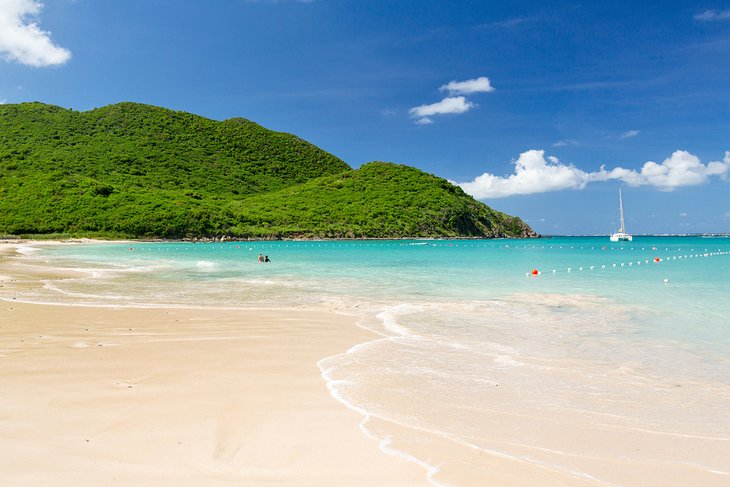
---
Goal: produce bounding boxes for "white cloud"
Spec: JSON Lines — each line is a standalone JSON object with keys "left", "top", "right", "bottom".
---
{"left": 553, "top": 139, "right": 578, "bottom": 147}
{"left": 0, "top": 99, "right": 6, "bottom": 104}
{"left": 457, "top": 150, "right": 592, "bottom": 198}
{"left": 456, "top": 150, "right": 730, "bottom": 199}
{"left": 694, "top": 9, "right": 730, "bottom": 21}
{"left": 0, "top": 0, "right": 71, "bottom": 67}
{"left": 409, "top": 96, "right": 474, "bottom": 124}
{"left": 409, "top": 76, "right": 494, "bottom": 124}
{"left": 620, "top": 129, "right": 640, "bottom": 139}
{"left": 440, "top": 76, "right": 495, "bottom": 95}
{"left": 603, "top": 150, "right": 730, "bottom": 190}
{"left": 679, "top": 212, "right": 688, "bottom": 217}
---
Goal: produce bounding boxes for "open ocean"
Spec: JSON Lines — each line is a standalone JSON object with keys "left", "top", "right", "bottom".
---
{"left": 6, "top": 236, "right": 730, "bottom": 484}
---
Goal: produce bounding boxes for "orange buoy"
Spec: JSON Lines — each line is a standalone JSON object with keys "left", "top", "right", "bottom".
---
{"left": 531, "top": 269, "right": 539, "bottom": 276}
{"left": 654, "top": 257, "right": 661, "bottom": 262}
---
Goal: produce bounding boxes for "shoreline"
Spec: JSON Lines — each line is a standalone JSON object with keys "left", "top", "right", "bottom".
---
{"left": 0, "top": 244, "right": 428, "bottom": 486}
{"left": 3, "top": 232, "right": 728, "bottom": 246}
{"left": 1, "top": 234, "right": 538, "bottom": 245}
{"left": 4, "top": 241, "right": 730, "bottom": 486}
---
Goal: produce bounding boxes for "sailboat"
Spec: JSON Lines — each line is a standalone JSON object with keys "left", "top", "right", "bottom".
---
{"left": 610, "top": 189, "right": 632, "bottom": 242}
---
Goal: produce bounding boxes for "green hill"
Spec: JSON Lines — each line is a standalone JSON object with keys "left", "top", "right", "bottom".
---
{"left": 0, "top": 102, "right": 537, "bottom": 239}
{"left": 230, "top": 162, "right": 535, "bottom": 238}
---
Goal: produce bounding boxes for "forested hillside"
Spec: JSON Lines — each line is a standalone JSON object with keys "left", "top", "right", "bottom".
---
{"left": 0, "top": 102, "right": 537, "bottom": 239}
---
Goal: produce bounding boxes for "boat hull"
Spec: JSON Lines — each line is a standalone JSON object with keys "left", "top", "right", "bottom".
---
{"left": 610, "top": 232, "right": 633, "bottom": 242}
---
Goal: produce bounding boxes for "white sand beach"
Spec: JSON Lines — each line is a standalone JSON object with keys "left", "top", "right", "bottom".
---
{"left": 0, "top": 243, "right": 427, "bottom": 486}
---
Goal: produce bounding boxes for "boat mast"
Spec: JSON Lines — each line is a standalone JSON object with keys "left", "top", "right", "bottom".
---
{"left": 618, "top": 189, "right": 625, "bottom": 233}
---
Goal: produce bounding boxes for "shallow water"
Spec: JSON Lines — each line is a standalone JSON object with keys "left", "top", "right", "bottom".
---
{"left": 5, "top": 236, "right": 730, "bottom": 485}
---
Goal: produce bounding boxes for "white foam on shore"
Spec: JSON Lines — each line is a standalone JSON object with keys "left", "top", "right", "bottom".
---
{"left": 14, "top": 245, "right": 40, "bottom": 255}
{"left": 41, "top": 281, "right": 130, "bottom": 301}
{"left": 318, "top": 298, "right": 730, "bottom": 486}
{"left": 319, "top": 346, "right": 616, "bottom": 487}
{"left": 378, "top": 435, "right": 448, "bottom": 487}
{"left": 195, "top": 260, "right": 218, "bottom": 271}
{"left": 375, "top": 303, "right": 423, "bottom": 337}
{"left": 318, "top": 352, "right": 448, "bottom": 487}
{"left": 317, "top": 304, "right": 607, "bottom": 487}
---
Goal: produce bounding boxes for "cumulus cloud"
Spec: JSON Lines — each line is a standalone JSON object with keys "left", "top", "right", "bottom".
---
{"left": 0, "top": 0, "right": 71, "bottom": 67}
{"left": 410, "top": 75, "right": 494, "bottom": 124}
{"left": 620, "top": 129, "right": 640, "bottom": 139}
{"left": 409, "top": 96, "right": 474, "bottom": 124}
{"left": 457, "top": 150, "right": 593, "bottom": 198}
{"left": 456, "top": 150, "right": 730, "bottom": 199}
{"left": 694, "top": 9, "right": 730, "bottom": 21}
{"left": 606, "top": 150, "right": 730, "bottom": 190}
{"left": 440, "top": 76, "right": 495, "bottom": 95}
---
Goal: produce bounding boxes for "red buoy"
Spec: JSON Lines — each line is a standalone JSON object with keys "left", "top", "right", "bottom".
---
{"left": 531, "top": 269, "right": 539, "bottom": 276}
{"left": 654, "top": 257, "right": 661, "bottom": 262}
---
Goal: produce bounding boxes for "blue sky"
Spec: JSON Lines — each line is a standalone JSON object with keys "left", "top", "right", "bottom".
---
{"left": 1, "top": 0, "right": 728, "bottom": 235}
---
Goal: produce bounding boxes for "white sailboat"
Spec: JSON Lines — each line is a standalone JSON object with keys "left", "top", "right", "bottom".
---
{"left": 610, "top": 189, "right": 632, "bottom": 242}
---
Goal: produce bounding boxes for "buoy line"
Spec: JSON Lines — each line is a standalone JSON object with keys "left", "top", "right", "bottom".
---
{"left": 526, "top": 250, "right": 730, "bottom": 277}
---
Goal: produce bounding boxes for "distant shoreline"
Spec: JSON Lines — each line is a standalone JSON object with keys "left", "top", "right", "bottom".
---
{"left": 1, "top": 234, "right": 540, "bottom": 244}
{"left": 4, "top": 232, "right": 728, "bottom": 245}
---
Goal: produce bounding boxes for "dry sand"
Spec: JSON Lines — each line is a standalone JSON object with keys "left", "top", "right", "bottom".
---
{"left": 0, "top": 243, "right": 427, "bottom": 486}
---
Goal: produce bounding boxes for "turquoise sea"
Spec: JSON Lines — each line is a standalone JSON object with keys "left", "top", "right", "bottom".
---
{"left": 7, "top": 236, "right": 730, "bottom": 484}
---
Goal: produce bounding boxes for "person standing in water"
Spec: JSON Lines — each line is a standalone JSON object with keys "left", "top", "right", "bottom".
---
{"left": 257, "top": 253, "right": 264, "bottom": 263}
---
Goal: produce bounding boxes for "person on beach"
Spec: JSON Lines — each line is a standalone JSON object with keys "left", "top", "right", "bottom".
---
{"left": 258, "top": 253, "right": 264, "bottom": 263}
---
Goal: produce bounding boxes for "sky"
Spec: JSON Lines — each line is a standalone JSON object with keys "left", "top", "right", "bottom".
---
{"left": 1, "top": 0, "right": 728, "bottom": 235}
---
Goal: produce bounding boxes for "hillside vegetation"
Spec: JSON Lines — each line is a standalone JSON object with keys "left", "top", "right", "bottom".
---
{"left": 0, "top": 102, "right": 537, "bottom": 239}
